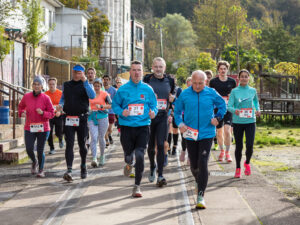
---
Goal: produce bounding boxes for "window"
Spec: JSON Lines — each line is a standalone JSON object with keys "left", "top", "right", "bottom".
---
{"left": 135, "top": 48, "right": 143, "bottom": 62}
{"left": 49, "top": 11, "right": 53, "bottom": 28}
{"left": 83, "top": 26, "right": 87, "bottom": 38}
{"left": 136, "top": 27, "right": 143, "bottom": 42}
{"left": 42, "top": 7, "right": 46, "bottom": 25}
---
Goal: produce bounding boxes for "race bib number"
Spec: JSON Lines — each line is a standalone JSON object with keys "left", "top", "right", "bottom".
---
{"left": 239, "top": 108, "right": 253, "bottom": 118}
{"left": 183, "top": 126, "right": 199, "bottom": 141}
{"left": 30, "top": 123, "right": 44, "bottom": 133}
{"left": 157, "top": 99, "right": 167, "bottom": 110}
{"left": 128, "top": 104, "right": 144, "bottom": 116}
{"left": 222, "top": 96, "right": 229, "bottom": 104}
{"left": 66, "top": 116, "right": 80, "bottom": 126}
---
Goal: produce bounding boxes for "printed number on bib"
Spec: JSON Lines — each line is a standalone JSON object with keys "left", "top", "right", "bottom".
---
{"left": 239, "top": 108, "right": 253, "bottom": 118}
{"left": 128, "top": 104, "right": 144, "bottom": 116}
{"left": 157, "top": 99, "right": 167, "bottom": 110}
{"left": 183, "top": 126, "right": 198, "bottom": 141}
{"left": 66, "top": 116, "right": 80, "bottom": 126}
{"left": 30, "top": 123, "right": 44, "bottom": 133}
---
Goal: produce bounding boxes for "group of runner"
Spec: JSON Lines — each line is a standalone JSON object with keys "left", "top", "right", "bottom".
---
{"left": 18, "top": 56, "right": 260, "bottom": 210}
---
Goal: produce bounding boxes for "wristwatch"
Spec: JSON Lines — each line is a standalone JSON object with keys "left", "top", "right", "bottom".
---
{"left": 100, "top": 105, "right": 104, "bottom": 109}
{"left": 215, "top": 116, "right": 222, "bottom": 122}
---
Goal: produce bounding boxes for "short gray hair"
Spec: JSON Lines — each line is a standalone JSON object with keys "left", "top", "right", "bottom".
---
{"left": 152, "top": 57, "right": 166, "bottom": 66}
{"left": 191, "top": 70, "right": 207, "bottom": 80}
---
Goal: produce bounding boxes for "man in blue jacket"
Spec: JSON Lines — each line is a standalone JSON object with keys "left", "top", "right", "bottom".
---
{"left": 174, "top": 70, "right": 226, "bottom": 209}
{"left": 112, "top": 60, "right": 158, "bottom": 198}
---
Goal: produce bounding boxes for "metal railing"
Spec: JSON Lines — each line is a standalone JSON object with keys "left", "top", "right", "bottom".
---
{"left": 0, "top": 79, "right": 30, "bottom": 138}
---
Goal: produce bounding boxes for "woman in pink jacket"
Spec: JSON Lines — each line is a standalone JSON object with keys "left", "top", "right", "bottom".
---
{"left": 18, "top": 76, "right": 55, "bottom": 177}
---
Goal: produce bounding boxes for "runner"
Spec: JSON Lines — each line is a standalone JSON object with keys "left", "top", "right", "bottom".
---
{"left": 45, "top": 78, "right": 64, "bottom": 154}
{"left": 143, "top": 57, "right": 175, "bottom": 187}
{"left": 88, "top": 78, "right": 112, "bottom": 167}
{"left": 58, "top": 64, "right": 96, "bottom": 182}
{"left": 228, "top": 69, "right": 261, "bottom": 178}
{"left": 174, "top": 70, "right": 226, "bottom": 209}
{"left": 18, "top": 76, "right": 55, "bottom": 177}
{"left": 103, "top": 75, "right": 117, "bottom": 147}
{"left": 87, "top": 67, "right": 96, "bottom": 85}
{"left": 112, "top": 60, "right": 157, "bottom": 197}
{"left": 209, "top": 61, "right": 236, "bottom": 162}
{"left": 179, "top": 76, "right": 192, "bottom": 163}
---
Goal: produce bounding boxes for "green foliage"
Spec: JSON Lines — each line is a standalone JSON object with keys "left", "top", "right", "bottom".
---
{"left": 0, "top": 0, "right": 14, "bottom": 26}
{"left": 59, "top": 0, "right": 90, "bottom": 10}
{"left": 88, "top": 8, "right": 110, "bottom": 57}
{"left": 22, "top": 0, "right": 46, "bottom": 48}
{"left": 160, "top": 13, "right": 196, "bottom": 61}
{"left": 221, "top": 44, "right": 269, "bottom": 73}
{"left": 0, "top": 26, "right": 13, "bottom": 63}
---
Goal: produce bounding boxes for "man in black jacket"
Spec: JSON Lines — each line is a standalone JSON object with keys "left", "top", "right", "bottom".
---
{"left": 58, "top": 64, "right": 96, "bottom": 182}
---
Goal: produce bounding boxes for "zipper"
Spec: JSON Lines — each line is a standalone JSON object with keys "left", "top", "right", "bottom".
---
{"left": 197, "top": 92, "right": 200, "bottom": 132}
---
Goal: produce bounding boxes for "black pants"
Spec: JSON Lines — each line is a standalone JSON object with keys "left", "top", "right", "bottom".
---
{"left": 233, "top": 123, "right": 256, "bottom": 168}
{"left": 64, "top": 115, "right": 88, "bottom": 170}
{"left": 186, "top": 138, "right": 213, "bottom": 196}
{"left": 147, "top": 112, "right": 168, "bottom": 177}
{"left": 48, "top": 116, "right": 63, "bottom": 150}
{"left": 120, "top": 125, "right": 150, "bottom": 186}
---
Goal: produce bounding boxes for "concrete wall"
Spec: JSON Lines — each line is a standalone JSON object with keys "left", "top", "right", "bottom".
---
{"left": 90, "top": 0, "right": 131, "bottom": 66}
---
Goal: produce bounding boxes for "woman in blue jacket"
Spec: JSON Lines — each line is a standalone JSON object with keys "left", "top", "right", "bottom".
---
{"left": 228, "top": 69, "right": 261, "bottom": 178}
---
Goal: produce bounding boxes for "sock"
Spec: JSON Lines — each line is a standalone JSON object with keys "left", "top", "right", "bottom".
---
{"left": 168, "top": 133, "right": 172, "bottom": 149}
{"left": 219, "top": 145, "right": 224, "bottom": 151}
{"left": 67, "top": 168, "right": 72, "bottom": 173}
{"left": 225, "top": 145, "right": 230, "bottom": 153}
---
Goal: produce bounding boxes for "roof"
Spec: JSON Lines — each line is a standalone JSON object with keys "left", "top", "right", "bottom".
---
{"left": 44, "top": 0, "right": 64, "bottom": 8}
{"left": 56, "top": 7, "right": 92, "bottom": 20}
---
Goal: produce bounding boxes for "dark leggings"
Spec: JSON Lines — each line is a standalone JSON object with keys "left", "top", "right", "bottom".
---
{"left": 25, "top": 130, "right": 49, "bottom": 171}
{"left": 64, "top": 115, "right": 88, "bottom": 170}
{"left": 186, "top": 138, "right": 213, "bottom": 196}
{"left": 48, "top": 116, "right": 63, "bottom": 149}
{"left": 233, "top": 123, "right": 256, "bottom": 168}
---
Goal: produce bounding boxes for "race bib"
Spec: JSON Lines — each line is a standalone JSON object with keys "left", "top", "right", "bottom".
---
{"left": 239, "top": 108, "right": 253, "bottom": 118}
{"left": 128, "top": 104, "right": 144, "bottom": 116}
{"left": 183, "top": 126, "right": 199, "bottom": 141}
{"left": 157, "top": 99, "right": 167, "bottom": 110}
{"left": 222, "top": 96, "right": 229, "bottom": 104}
{"left": 66, "top": 116, "right": 80, "bottom": 126}
{"left": 30, "top": 123, "right": 44, "bottom": 133}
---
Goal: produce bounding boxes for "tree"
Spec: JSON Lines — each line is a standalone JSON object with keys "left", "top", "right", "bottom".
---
{"left": 274, "top": 62, "right": 299, "bottom": 76}
{"left": 0, "top": 26, "right": 13, "bottom": 80}
{"left": 257, "top": 24, "right": 296, "bottom": 65}
{"left": 59, "top": 0, "right": 90, "bottom": 10}
{"left": 22, "top": 0, "right": 49, "bottom": 77}
{"left": 0, "top": 0, "right": 14, "bottom": 26}
{"left": 160, "top": 13, "right": 196, "bottom": 62}
{"left": 88, "top": 8, "right": 110, "bottom": 57}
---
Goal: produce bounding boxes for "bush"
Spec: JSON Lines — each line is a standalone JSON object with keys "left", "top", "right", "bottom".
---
{"left": 274, "top": 123, "right": 281, "bottom": 129}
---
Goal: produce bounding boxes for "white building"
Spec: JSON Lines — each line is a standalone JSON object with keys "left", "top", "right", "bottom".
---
{"left": 89, "top": 0, "right": 131, "bottom": 68}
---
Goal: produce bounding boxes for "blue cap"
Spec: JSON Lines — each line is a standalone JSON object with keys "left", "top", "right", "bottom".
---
{"left": 73, "top": 64, "right": 85, "bottom": 72}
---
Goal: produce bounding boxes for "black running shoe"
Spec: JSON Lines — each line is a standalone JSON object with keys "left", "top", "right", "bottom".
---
{"left": 109, "top": 135, "right": 114, "bottom": 144}
{"left": 63, "top": 172, "right": 73, "bottom": 182}
{"left": 172, "top": 147, "right": 177, "bottom": 155}
{"left": 156, "top": 176, "right": 167, "bottom": 187}
{"left": 81, "top": 166, "right": 87, "bottom": 179}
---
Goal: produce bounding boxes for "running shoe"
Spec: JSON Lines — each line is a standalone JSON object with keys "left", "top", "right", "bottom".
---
{"left": 105, "top": 139, "right": 109, "bottom": 147}
{"left": 37, "top": 170, "right": 45, "bottom": 178}
{"left": 148, "top": 165, "right": 156, "bottom": 182}
{"left": 226, "top": 153, "right": 232, "bottom": 163}
{"left": 81, "top": 166, "right": 87, "bottom": 179}
{"left": 48, "top": 149, "right": 55, "bottom": 155}
{"left": 213, "top": 143, "right": 218, "bottom": 151}
{"left": 163, "top": 154, "right": 168, "bottom": 167}
{"left": 91, "top": 158, "right": 98, "bottom": 168}
{"left": 180, "top": 151, "right": 186, "bottom": 162}
{"left": 123, "top": 164, "right": 133, "bottom": 177}
{"left": 171, "top": 146, "right": 177, "bottom": 155}
{"left": 234, "top": 168, "right": 241, "bottom": 178}
{"left": 132, "top": 185, "right": 142, "bottom": 197}
{"left": 218, "top": 150, "right": 225, "bottom": 161}
{"left": 244, "top": 161, "right": 251, "bottom": 176}
{"left": 31, "top": 161, "right": 38, "bottom": 175}
{"left": 109, "top": 135, "right": 114, "bottom": 145}
{"left": 129, "top": 171, "right": 135, "bottom": 178}
{"left": 63, "top": 172, "right": 73, "bottom": 182}
{"left": 59, "top": 140, "right": 64, "bottom": 149}
{"left": 156, "top": 176, "right": 167, "bottom": 187}
{"left": 196, "top": 194, "right": 206, "bottom": 209}
{"left": 99, "top": 155, "right": 106, "bottom": 166}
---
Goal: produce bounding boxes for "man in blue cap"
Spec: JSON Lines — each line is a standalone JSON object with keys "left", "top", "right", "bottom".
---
{"left": 58, "top": 64, "right": 96, "bottom": 182}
